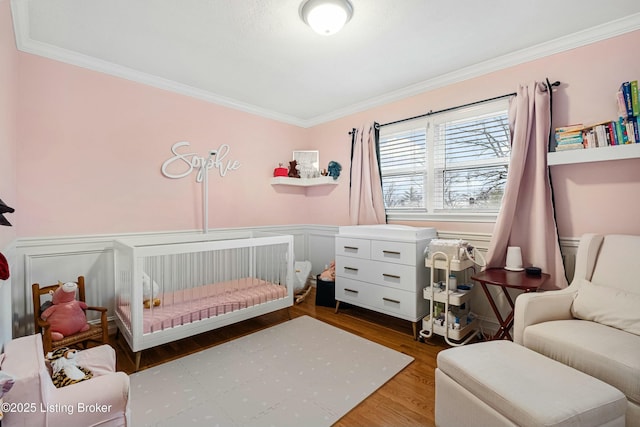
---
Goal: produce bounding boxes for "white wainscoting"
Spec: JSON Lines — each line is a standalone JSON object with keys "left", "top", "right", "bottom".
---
{"left": 10, "top": 226, "right": 580, "bottom": 340}
{"left": 11, "top": 226, "right": 332, "bottom": 338}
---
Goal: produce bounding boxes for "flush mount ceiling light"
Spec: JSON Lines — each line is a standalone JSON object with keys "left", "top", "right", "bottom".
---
{"left": 300, "top": 0, "right": 354, "bottom": 36}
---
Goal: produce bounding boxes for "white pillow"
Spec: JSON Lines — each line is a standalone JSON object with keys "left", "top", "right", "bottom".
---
{"left": 572, "top": 279, "right": 640, "bottom": 336}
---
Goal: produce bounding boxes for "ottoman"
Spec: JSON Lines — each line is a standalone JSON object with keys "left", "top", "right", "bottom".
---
{"left": 435, "top": 340, "right": 626, "bottom": 427}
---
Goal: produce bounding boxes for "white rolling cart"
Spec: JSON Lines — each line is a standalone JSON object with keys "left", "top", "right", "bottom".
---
{"left": 420, "top": 251, "right": 479, "bottom": 346}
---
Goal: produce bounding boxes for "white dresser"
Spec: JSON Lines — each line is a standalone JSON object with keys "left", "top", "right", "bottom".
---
{"left": 334, "top": 225, "right": 437, "bottom": 337}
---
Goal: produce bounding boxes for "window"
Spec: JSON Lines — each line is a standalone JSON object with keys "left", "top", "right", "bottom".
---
{"left": 379, "top": 99, "right": 510, "bottom": 221}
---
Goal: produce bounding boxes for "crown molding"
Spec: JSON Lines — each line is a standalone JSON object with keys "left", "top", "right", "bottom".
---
{"left": 11, "top": 0, "right": 640, "bottom": 128}
{"left": 304, "top": 12, "right": 640, "bottom": 127}
{"left": 10, "top": 1, "right": 309, "bottom": 127}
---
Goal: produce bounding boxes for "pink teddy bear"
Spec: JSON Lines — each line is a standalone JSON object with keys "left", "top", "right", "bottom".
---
{"left": 41, "top": 281, "right": 90, "bottom": 340}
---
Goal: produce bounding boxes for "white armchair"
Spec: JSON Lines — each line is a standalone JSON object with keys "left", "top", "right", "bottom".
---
{"left": 514, "top": 233, "right": 640, "bottom": 427}
{"left": 0, "top": 333, "right": 130, "bottom": 427}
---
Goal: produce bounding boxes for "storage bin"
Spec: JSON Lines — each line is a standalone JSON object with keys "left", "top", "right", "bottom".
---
{"left": 315, "top": 275, "right": 336, "bottom": 307}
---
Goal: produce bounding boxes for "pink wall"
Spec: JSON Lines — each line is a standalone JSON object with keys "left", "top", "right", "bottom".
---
{"left": 307, "top": 29, "right": 640, "bottom": 238}
{"left": 16, "top": 54, "right": 310, "bottom": 236}
{"left": 12, "top": 23, "right": 640, "bottom": 239}
{"left": 0, "top": 0, "right": 17, "bottom": 248}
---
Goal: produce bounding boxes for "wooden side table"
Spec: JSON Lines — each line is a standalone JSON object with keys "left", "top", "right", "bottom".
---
{"left": 471, "top": 268, "right": 550, "bottom": 340}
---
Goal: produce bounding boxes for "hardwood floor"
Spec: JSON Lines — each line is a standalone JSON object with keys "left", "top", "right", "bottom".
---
{"left": 111, "top": 288, "right": 450, "bottom": 426}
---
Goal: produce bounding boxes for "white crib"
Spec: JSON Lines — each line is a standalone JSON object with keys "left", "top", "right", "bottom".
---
{"left": 113, "top": 231, "right": 294, "bottom": 370}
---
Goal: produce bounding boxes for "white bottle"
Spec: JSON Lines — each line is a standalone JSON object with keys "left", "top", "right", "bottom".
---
{"left": 447, "top": 311, "right": 456, "bottom": 329}
{"left": 448, "top": 273, "right": 457, "bottom": 292}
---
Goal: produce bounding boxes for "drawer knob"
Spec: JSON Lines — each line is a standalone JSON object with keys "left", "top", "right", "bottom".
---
{"left": 382, "top": 273, "right": 401, "bottom": 280}
{"left": 345, "top": 288, "right": 359, "bottom": 294}
{"left": 382, "top": 250, "right": 401, "bottom": 256}
{"left": 344, "top": 246, "right": 359, "bottom": 251}
{"left": 382, "top": 297, "right": 401, "bottom": 304}
{"left": 344, "top": 266, "right": 359, "bottom": 272}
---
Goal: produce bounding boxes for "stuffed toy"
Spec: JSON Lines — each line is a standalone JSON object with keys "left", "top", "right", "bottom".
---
{"left": 288, "top": 160, "right": 300, "bottom": 178}
{"left": 0, "top": 362, "right": 15, "bottom": 421}
{"left": 142, "top": 272, "right": 161, "bottom": 309}
{"left": 319, "top": 261, "right": 336, "bottom": 281}
{"left": 0, "top": 252, "right": 9, "bottom": 280}
{"left": 46, "top": 347, "right": 92, "bottom": 388}
{"left": 327, "top": 161, "right": 342, "bottom": 180}
{"left": 41, "top": 281, "right": 90, "bottom": 341}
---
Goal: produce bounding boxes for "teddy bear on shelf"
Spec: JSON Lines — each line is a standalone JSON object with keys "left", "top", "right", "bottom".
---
{"left": 41, "top": 281, "right": 90, "bottom": 341}
{"left": 142, "top": 272, "right": 161, "bottom": 309}
{"left": 46, "top": 347, "right": 93, "bottom": 388}
{"left": 288, "top": 160, "right": 300, "bottom": 178}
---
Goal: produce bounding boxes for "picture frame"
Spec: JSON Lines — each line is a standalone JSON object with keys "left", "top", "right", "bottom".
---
{"left": 292, "top": 150, "right": 319, "bottom": 170}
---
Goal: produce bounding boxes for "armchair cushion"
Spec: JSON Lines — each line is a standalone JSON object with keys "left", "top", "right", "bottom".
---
{"left": 516, "top": 234, "right": 640, "bottom": 426}
{"left": 572, "top": 279, "right": 640, "bottom": 335}
{"left": 523, "top": 319, "right": 640, "bottom": 404}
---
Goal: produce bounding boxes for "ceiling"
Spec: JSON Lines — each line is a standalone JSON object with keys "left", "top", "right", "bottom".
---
{"left": 11, "top": 0, "right": 640, "bottom": 127}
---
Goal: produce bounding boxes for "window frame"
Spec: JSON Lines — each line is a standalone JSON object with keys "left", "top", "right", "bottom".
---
{"left": 379, "top": 98, "right": 511, "bottom": 223}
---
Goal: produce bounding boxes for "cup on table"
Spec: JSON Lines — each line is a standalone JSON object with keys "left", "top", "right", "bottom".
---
{"left": 505, "top": 246, "right": 523, "bottom": 271}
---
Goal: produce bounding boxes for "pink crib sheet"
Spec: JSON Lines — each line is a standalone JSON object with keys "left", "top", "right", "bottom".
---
{"left": 118, "top": 278, "right": 287, "bottom": 334}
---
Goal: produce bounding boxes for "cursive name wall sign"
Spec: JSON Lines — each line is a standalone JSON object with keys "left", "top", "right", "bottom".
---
{"left": 160, "top": 141, "right": 241, "bottom": 234}
{"left": 161, "top": 141, "right": 241, "bottom": 182}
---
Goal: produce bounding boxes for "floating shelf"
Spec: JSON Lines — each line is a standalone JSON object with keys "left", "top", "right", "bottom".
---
{"left": 270, "top": 176, "right": 339, "bottom": 187}
{"left": 548, "top": 143, "right": 640, "bottom": 166}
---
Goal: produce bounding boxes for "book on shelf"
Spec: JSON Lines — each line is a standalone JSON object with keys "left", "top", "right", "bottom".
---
{"left": 555, "top": 142, "right": 584, "bottom": 151}
{"left": 551, "top": 80, "right": 640, "bottom": 154}
{"left": 556, "top": 134, "right": 583, "bottom": 144}
{"left": 616, "top": 118, "right": 628, "bottom": 144}
{"left": 617, "top": 80, "right": 639, "bottom": 120}
{"left": 619, "top": 82, "right": 633, "bottom": 119}
{"left": 555, "top": 124, "right": 584, "bottom": 133}
{"left": 632, "top": 80, "right": 639, "bottom": 117}
{"left": 554, "top": 124, "right": 584, "bottom": 146}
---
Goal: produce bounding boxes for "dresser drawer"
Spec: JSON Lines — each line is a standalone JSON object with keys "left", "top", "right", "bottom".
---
{"left": 335, "top": 237, "right": 370, "bottom": 259}
{"left": 335, "top": 277, "right": 427, "bottom": 321}
{"left": 371, "top": 240, "right": 417, "bottom": 266}
{"left": 369, "top": 262, "right": 417, "bottom": 292}
{"left": 335, "top": 256, "right": 371, "bottom": 282}
{"left": 336, "top": 256, "right": 417, "bottom": 292}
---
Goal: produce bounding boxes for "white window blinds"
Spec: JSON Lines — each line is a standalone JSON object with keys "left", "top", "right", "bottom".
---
{"left": 379, "top": 128, "right": 426, "bottom": 209}
{"left": 379, "top": 99, "right": 510, "bottom": 221}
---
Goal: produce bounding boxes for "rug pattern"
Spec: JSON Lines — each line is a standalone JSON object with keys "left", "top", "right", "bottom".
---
{"left": 130, "top": 315, "right": 414, "bottom": 426}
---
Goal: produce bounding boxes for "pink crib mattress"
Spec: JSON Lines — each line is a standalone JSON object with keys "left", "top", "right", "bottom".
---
{"left": 117, "top": 278, "right": 287, "bottom": 334}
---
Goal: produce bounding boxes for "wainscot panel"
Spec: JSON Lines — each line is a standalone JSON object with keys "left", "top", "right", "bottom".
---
{"left": 11, "top": 227, "right": 579, "bottom": 340}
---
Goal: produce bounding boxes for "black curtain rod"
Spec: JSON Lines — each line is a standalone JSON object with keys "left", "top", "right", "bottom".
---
{"left": 372, "top": 80, "right": 561, "bottom": 130}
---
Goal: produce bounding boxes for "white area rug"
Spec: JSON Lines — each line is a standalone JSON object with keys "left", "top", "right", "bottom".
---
{"left": 130, "top": 315, "right": 413, "bottom": 426}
